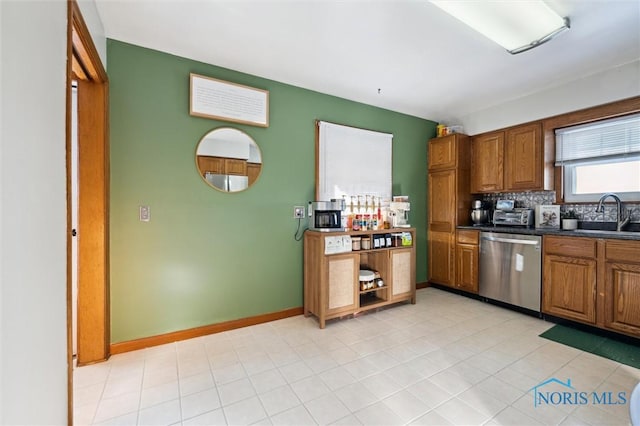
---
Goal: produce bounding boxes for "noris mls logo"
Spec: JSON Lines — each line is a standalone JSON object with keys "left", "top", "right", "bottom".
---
{"left": 529, "top": 378, "right": 627, "bottom": 408}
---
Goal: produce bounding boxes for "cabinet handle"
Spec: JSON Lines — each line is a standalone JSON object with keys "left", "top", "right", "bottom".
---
{"left": 481, "top": 236, "right": 539, "bottom": 246}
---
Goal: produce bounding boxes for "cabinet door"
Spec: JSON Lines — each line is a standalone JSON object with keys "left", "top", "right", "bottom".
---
{"left": 471, "top": 132, "right": 504, "bottom": 193}
{"left": 428, "top": 231, "right": 454, "bottom": 286}
{"left": 543, "top": 254, "right": 596, "bottom": 324}
{"left": 456, "top": 243, "right": 478, "bottom": 293}
{"left": 428, "top": 135, "right": 457, "bottom": 170}
{"left": 247, "top": 162, "right": 261, "bottom": 186}
{"left": 197, "top": 156, "right": 225, "bottom": 175}
{"left": 604, "top": 261, "right": 640, "bottom": 337}
{"left": 225, "top": 158, "right": 248, "bottom": 175}
{"left": 326, "top": 254, "right": 358, "bottom": 316}
{"left": 428, "top": 169, "right": 456, "bottom": 233}
{"left": 390, "top": 249, "right": 415, "bottom": 299}
{"left": 505, "top": 123, "right": 542, "bottom": 190}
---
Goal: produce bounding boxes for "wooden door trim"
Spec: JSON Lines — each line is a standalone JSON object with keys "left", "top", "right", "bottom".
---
{"left": 66, "top": 0, "right": 109, "bottom": 423}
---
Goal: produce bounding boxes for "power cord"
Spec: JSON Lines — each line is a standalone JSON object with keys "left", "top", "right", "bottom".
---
{"left": 294, "top": 217, "right": 307, "bottom": 241}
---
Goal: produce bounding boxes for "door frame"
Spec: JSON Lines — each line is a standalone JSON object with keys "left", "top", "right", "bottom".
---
{"left": 66, "top": 0, "right": 110, "bottom": 421}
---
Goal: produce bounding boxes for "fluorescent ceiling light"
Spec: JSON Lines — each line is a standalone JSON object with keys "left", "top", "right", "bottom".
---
{"left": 430, "top": 0, "right": 570, "bottom": 54}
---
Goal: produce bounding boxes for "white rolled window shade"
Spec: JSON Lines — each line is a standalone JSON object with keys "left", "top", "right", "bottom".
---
{"left": 317, "top": 121, "right": 392, "bottom": 203}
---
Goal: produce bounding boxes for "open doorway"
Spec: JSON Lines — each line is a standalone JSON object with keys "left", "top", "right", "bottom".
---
{"left": 66, "top": 0, "right": 110, "bottom": 420}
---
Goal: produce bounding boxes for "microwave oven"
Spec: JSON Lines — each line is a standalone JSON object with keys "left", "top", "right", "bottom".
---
{"left": 308, "top": 200, "right": 344, "bottom": 232}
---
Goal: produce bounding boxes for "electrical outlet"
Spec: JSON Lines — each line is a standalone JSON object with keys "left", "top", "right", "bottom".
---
{"left": 139, "top": 205, "right": 150, "bottom": 222}
{"left": 293, "top": 206, "right": 305, "bottom": 219}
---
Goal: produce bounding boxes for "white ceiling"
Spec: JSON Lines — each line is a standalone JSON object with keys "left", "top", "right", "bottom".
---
{"left": 94, "top": 0, "right": 640, "bottom": 124}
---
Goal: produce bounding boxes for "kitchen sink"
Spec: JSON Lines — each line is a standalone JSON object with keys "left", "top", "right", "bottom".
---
{"left": 577, "top": 222, "right": 640, "bottom": 233}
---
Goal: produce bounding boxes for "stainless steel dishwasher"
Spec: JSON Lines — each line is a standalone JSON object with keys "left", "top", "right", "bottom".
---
{"left": 479, "top": 232, "right": 542, "bottom": 312}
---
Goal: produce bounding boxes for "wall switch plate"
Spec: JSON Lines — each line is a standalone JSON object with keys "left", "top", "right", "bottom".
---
{"left": 139, "top": 205, "right": 150, "bottom": 222}
{"left": 293, "top": 206, "right": 305, "bottom": 219}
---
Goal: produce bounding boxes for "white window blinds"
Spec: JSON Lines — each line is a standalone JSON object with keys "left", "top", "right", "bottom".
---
{"left": 555, "top": 113, "right": 640, "bottom": 164}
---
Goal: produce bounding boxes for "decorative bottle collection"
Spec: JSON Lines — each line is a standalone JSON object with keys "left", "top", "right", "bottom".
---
{"left": 341, "top": 195, "right": 389, "bottom": 231}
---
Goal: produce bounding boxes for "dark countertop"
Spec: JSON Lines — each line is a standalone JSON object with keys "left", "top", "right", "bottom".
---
{"left": 458, "top": 223, "right": 640, "bottom": 241}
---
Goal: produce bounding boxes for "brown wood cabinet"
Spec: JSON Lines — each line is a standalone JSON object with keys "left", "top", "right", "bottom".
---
{"left": 470, "top": 131, "right": 504, "bottom": 193}
{"left": 427, "top": 134, "right": 471, "bottom": 288}
{"left": 604, "top": 240, "right": 640, "bottom": 336}
{"left": 543, "top": 235, "right": 640, "bottom": 338}
{"left": 543, "top": 236, "right": 597, "bottom": 324}
{"left": 304, "top": 229, "right": 416, "bottom": 328}
{"left": 197, "top": 156, "right": 225, "bottom": 175}
{"left": 428, "top": 231, "right": 454, "bottom": 286}
{"left": 471, "top": 123, "right": 548, "bottom": 193}
{"left": 456, "top": 230, "right": 479, "bottom": 293}
{"left": 428, "top": 135, "right": 459, "bottom": 170}
{"left": 505, "top": 123, "right": 542, "bottom": 190}
{"left": 224, "top": 158, "right": 247, "bottom": 175}
{"left": 247, "top": 162, "right": 261, "bottom": 186}
{"left": 428, "top": 169, "right": 456, "bottom": 233}
{"left": 197, "top": 155, "right": 248, "bottom": 176}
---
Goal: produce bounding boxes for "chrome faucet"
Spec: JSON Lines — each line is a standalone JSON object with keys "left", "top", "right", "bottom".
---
{"left": 596, "top": 193, "right": 630, "bottom": 231}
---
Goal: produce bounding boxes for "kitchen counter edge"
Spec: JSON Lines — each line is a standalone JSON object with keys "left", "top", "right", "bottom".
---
{"left": 457, "top": 225, "right": 640, "bottom": 241}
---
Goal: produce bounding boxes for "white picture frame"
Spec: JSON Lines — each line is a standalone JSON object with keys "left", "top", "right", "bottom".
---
{"left": 535, "top": 205, "right": 561, "bottom": 229}
{"left": 190, "top": 73, "right": 269, "bottom": 127}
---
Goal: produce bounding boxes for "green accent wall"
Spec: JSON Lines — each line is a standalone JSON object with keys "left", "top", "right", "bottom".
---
{"left": 108, "top": 39, "right": 436, "bottom": 343}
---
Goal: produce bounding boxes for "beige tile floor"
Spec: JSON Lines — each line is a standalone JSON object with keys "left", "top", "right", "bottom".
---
{"left": 73, "top": 287, "right": 640, "bottom": 425}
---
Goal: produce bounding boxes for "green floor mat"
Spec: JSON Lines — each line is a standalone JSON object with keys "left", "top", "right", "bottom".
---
{"left": 540, "top": 324, "right": 640, "bottom": 369}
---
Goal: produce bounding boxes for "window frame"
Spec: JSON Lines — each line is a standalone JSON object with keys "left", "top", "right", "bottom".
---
{"left": 563, "top": 155, "right": 640, "bottom": 202}
{"left": 541, "top": 97, "right": 640, "bottom": 204}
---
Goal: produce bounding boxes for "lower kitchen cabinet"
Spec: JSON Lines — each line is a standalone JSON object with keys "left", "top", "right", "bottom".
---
{"left": 304, "top": 229, "right": 416, "bottom": 328}
{"left": 428, "top": 231, "right": 454, "bottom": 287}
{"left": 543, "top": 235, "right": 640, "bottom": 338}
{"left": 544, "top": 258, "right": 597, "bottom": 324}
{"left": 455, "top": 230, "right": 479, "bottom": 293}
{"left": 543, "top": 236, "right": 597, "bottom": 324}
{"left": 604, "top": 240, "right": 640, "bottom": 336}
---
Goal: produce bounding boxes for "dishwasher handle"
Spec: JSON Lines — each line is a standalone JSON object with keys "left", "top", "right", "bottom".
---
{"left": 481, "top": 235, "right": 540, "bottom": 246}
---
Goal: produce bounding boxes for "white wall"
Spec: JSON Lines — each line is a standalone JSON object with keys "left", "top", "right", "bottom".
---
{"left": 77, "top": 0, "right": 107, "bottom": 65}
{"left": 461, "top": 60, "right": 640, "bottom": 135}
{"left": 1, "top": 1, "right": 68, "bottom": 423}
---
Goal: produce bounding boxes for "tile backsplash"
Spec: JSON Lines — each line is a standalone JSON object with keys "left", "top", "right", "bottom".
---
{"left": 480, "top": 191, "right": 640, "bottom": 223}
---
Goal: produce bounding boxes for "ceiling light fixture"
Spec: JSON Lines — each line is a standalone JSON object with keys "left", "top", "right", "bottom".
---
{"left": 430, "top": 0, "right": 570, "bottom": 54}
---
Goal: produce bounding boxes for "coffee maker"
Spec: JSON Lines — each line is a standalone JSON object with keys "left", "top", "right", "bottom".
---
{"left": 470, "top": 200, "right": 490, "bottom": 226}
{"left": 389, "top": 199, "right": 411, "bottom": 228}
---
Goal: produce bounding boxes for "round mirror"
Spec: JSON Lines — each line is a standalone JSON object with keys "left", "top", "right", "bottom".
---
{"left": 195, "top": 127, "right": 262, "bottom": 192}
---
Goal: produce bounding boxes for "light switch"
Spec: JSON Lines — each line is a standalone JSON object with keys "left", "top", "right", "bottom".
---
{"left": 139, "top": 205, "right": 150, "bottom": 222}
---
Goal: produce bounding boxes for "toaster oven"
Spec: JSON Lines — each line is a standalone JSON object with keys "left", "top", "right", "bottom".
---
{"left": 493, "top": 208, "right": 534, "bottom": 227}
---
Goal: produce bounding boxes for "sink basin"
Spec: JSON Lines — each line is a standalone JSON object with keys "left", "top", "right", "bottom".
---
{"left": 575, "top": 222, "right": 640, "bottom": 233}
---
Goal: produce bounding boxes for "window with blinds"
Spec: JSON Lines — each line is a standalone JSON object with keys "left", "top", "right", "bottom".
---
{"left": 555, "top": 113, "right": 640, "bottom": 202}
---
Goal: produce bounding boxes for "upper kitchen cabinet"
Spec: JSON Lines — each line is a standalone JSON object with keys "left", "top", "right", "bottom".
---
{"left": 428, "top": 133, "right": 459, "bottom": 170}
{"left": 505, "top": 123, "right": 543, "bottom": 190}
{"left": 470, "top": 131, "right": 504, "bottom": 192}
{"left": 471, "top": 122, "right": 551, "bottom": 193}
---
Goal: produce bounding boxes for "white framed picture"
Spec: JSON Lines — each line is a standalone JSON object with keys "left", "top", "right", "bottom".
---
{"left": 535, "top": 205, "right": 561, "bottom": 229}
{"left": 190, "top": 73, "right": 269, "bottom": 127}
